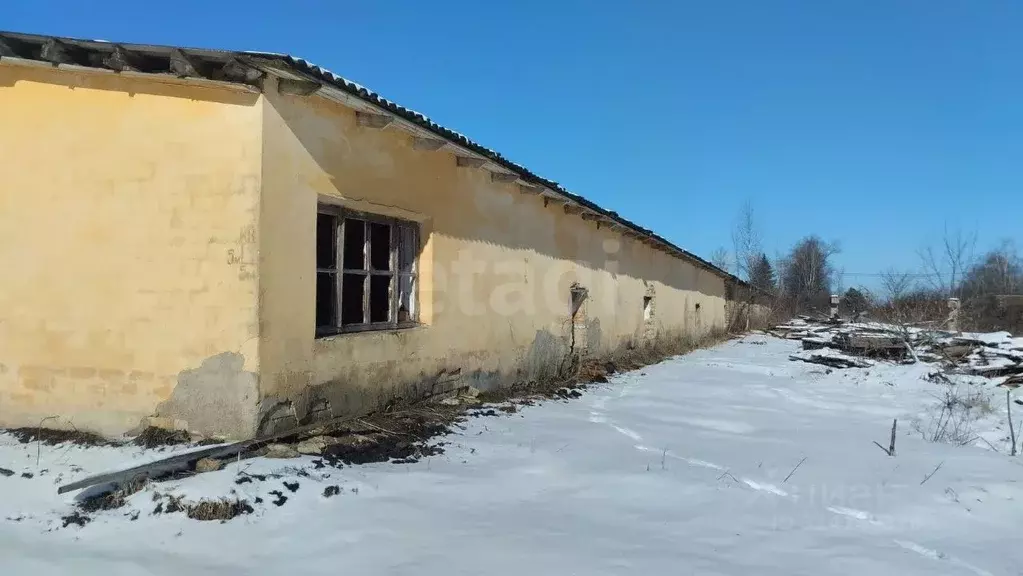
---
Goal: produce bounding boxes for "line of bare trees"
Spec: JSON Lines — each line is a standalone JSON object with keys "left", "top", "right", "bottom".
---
{"left": 711, "top": 202, "right": 842, "bottom": 322}
{"left": 869, "top": 228, "right": 1023, "bottom": 333}
{"left": 711, "top": 206, "right": 1021, "bottom": 332}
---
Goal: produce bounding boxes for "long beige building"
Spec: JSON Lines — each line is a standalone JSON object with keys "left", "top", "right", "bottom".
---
{"left": 0, "top": 31, "right": 755, "bottom": 439}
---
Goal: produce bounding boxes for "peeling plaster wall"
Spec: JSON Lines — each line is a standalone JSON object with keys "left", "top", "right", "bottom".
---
{"left": 0, "top": 63, "right": 263, "bottom": 438}
{"left": 257, "top": 79, "right": 728, "bottom": 431}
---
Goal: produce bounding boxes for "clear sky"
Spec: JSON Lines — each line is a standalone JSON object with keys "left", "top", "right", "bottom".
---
{"left": 7, "top": 1, "right": 1021, "bottom": 290}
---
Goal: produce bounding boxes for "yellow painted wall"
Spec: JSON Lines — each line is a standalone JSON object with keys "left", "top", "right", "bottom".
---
{"left": 0, "top": 63, "right": 263, "bottom": 438}
{"left": 257, "top": 77, "right": 728, "bottom": 431}
{"left": 0, "top": 64, "right": 733, "bottom": 440}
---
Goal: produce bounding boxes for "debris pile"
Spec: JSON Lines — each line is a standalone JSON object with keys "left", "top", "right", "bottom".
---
{"left": 774, "top": 317, "right": 1023, "bottom": 386}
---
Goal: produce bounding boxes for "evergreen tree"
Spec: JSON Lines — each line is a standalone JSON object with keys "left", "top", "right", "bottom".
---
{"left": 840, "top": 288, "right": 869, "bottom": 315}
{"left": 748, "top": 253, "right": 776, "bottom": 294}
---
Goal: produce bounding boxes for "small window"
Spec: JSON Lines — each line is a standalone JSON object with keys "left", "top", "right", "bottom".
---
{"left": 316, "top": 205, "right": 420, "bottom": 336}
{"left": 643, "top": 295, "right": 653, "bottom": 321}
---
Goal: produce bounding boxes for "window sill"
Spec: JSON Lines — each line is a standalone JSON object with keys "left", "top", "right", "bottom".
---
{"left": 315, "top": 322, "right": 424, "bottom": 339}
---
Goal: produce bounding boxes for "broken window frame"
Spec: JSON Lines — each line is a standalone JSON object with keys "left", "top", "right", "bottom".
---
{"left": 316, "top": 204, "right": 420, "bottom": 337}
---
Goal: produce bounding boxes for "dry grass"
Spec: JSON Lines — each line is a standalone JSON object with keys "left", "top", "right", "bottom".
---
{"left": 7, "top": 427, "right": 110, "bottom": 447}
{"left": 79, "top": 475, "right": 149, "bottom": 512}
{"left": 133, "top": 426, "right": 191, "bottom": 449}
{"left": 185, "top": 498, "right": 254, "bottom": 521}
{"left": 925, "top": 384, "right": 990, "bottom": 446}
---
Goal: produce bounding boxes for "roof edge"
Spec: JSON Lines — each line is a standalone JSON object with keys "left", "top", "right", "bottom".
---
{"left": 0, "top": 29, "right": 756, "bottom": 291}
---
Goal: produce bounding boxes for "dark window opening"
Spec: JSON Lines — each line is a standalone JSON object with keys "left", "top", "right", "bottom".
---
{"left": 343, "top": 219, "right": 366, "bottom": 270}
{"left": 316, "top": 213, "right": 336, "bottom": 269}
{"left": 369, "top": 222, "right": 391, "bottom": 270}
{"left": 316, "top": 272, "right": 336, "bottom": 328}
{"left": 316, "top": 205, "right": 420, "bottom": 336}
{"left": 370, "top": 275, "right": 391, "bottom": 322}
{"left": 316, "top": 213, "right": 340, "bottom": 334}
{"left": 341, "top": 273, "right": 365, "bottom": 325}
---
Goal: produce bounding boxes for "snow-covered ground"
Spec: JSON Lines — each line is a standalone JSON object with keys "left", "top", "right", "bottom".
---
{"left": 3, "top": 336, "right": 1022, "bottom": 575}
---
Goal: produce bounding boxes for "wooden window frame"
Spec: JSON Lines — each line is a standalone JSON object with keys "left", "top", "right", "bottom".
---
{"left": 316, "top": 204, "right": 420, "bottom": 337}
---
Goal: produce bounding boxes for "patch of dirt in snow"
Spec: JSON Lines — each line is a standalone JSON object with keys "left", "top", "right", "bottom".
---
{"left": 133, "top": 427, "right": 192, "bottom": 449}
{"left": 7, "top": 427, "right": 111, "bottom": 447}
{"left": 317, "top": 411, "right": 454, "bottom": 467}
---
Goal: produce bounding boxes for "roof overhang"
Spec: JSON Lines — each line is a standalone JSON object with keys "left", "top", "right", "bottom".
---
{"left": 0, "top": 29, "right": 756, "bottom": 291}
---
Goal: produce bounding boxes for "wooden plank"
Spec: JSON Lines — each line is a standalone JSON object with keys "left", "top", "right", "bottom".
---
{"left": 57, "top": 442, "right": 244, "bottom": 494}
{"left": 57, "top": 408, "right": 365, "bottom": 495}
{"left": 101, "top": 45, "right": 139, "bottom": 72}
{"left": 39, "top": 39, "right": 74, "bottom": 65}
{"left": 356, "top": 111, "right": 393, "bottom": 129}
{"left": 412, "top": 136, "right": 446, "bottom": 151}
{"left": 278, "top": 78, "right": 321, "bottom": 96}
{"left": 169, "top": 49, "right": 200, "bottom": 78}
{"left": 217, "top": 58, "right": 263, "bottom": 86}
{"left": 455, "top": 156, "right": 486, "bottom": 169}
{"left": 490, "top": 172, "right": 518, "bottom": 183}
{"left": 0, "top": 37, "right": 18, "bottom": 58}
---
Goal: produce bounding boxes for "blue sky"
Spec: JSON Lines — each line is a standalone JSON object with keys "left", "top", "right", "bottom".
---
{"left": 7, "top": 1, "right": 1021, "bottom": 290}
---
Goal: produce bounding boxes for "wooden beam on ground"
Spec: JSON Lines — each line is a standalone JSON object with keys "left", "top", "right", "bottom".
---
{"left": 57, "top": 442, "right": 244, "bottom": 495}
{"left": 278, "top": 78, "right": 321, "bottom": 96}
{"left": 412, "top": 136, "right": 447, "bottom": 151}
{"left": 490, "top": 172, "right": 518, "bottom": 183}
{"left": 356, "top": 111, "right": 394, "bottom": 129}
{"left": 57, "top": 411, "right": 368, "bottom": 495}
{"left": 455, "top": 156, "right": 486, "bottom": 169}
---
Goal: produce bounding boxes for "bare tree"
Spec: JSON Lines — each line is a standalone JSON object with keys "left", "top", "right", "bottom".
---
{"left": 779, "top": 236, "right": 840, "bottom": 314}
{"left": 919, "top": 225, "right": 977, "bottom": 298}
{"left": 710, "top": 247, "right": 731, "bottom": 272}
{"left": 731, "top": 201, "right": 762, "bottom": 282}
{"left": 961, "top": 240, "right": 1023, "bottom": 298}
{"left": 879, "top": 268, "right": 915, "bottom": 303}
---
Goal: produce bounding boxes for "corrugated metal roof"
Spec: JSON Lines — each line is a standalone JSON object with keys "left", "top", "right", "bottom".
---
{"left": 0, "top": 30, "right": 751, "bottom": 288}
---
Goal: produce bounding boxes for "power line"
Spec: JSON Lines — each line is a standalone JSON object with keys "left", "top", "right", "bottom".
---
{"left": 837, "top": 272, "right": 943, "bottom": 278}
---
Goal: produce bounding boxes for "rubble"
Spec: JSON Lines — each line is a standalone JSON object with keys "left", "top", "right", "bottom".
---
{"left": 262, "top": 444, "right": 301, "bottom": 459}
{"left": 789, "top": 349, "right": 874, "bottom": 369}
{"left": 194, "top": 458, "right": 224, "bottom": 473}
{"left": 773, "top": 316, "right": 1023, "bottom": 382}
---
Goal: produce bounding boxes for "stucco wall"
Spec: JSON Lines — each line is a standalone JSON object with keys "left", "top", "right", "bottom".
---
{"left": 0, "top": 63, "right": 263, "bottom": 438}
{"left": 257, "top": 78, "right": 728, "bottom": 431}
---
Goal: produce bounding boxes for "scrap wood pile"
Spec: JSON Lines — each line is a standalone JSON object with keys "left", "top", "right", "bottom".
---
{"left": 772, "top": 316, "right": 1023, "bottom": 385}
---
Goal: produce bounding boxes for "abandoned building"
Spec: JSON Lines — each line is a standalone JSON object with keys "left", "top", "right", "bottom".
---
{"left": 0, "top": 31, "right": 759, "bottom": 439}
